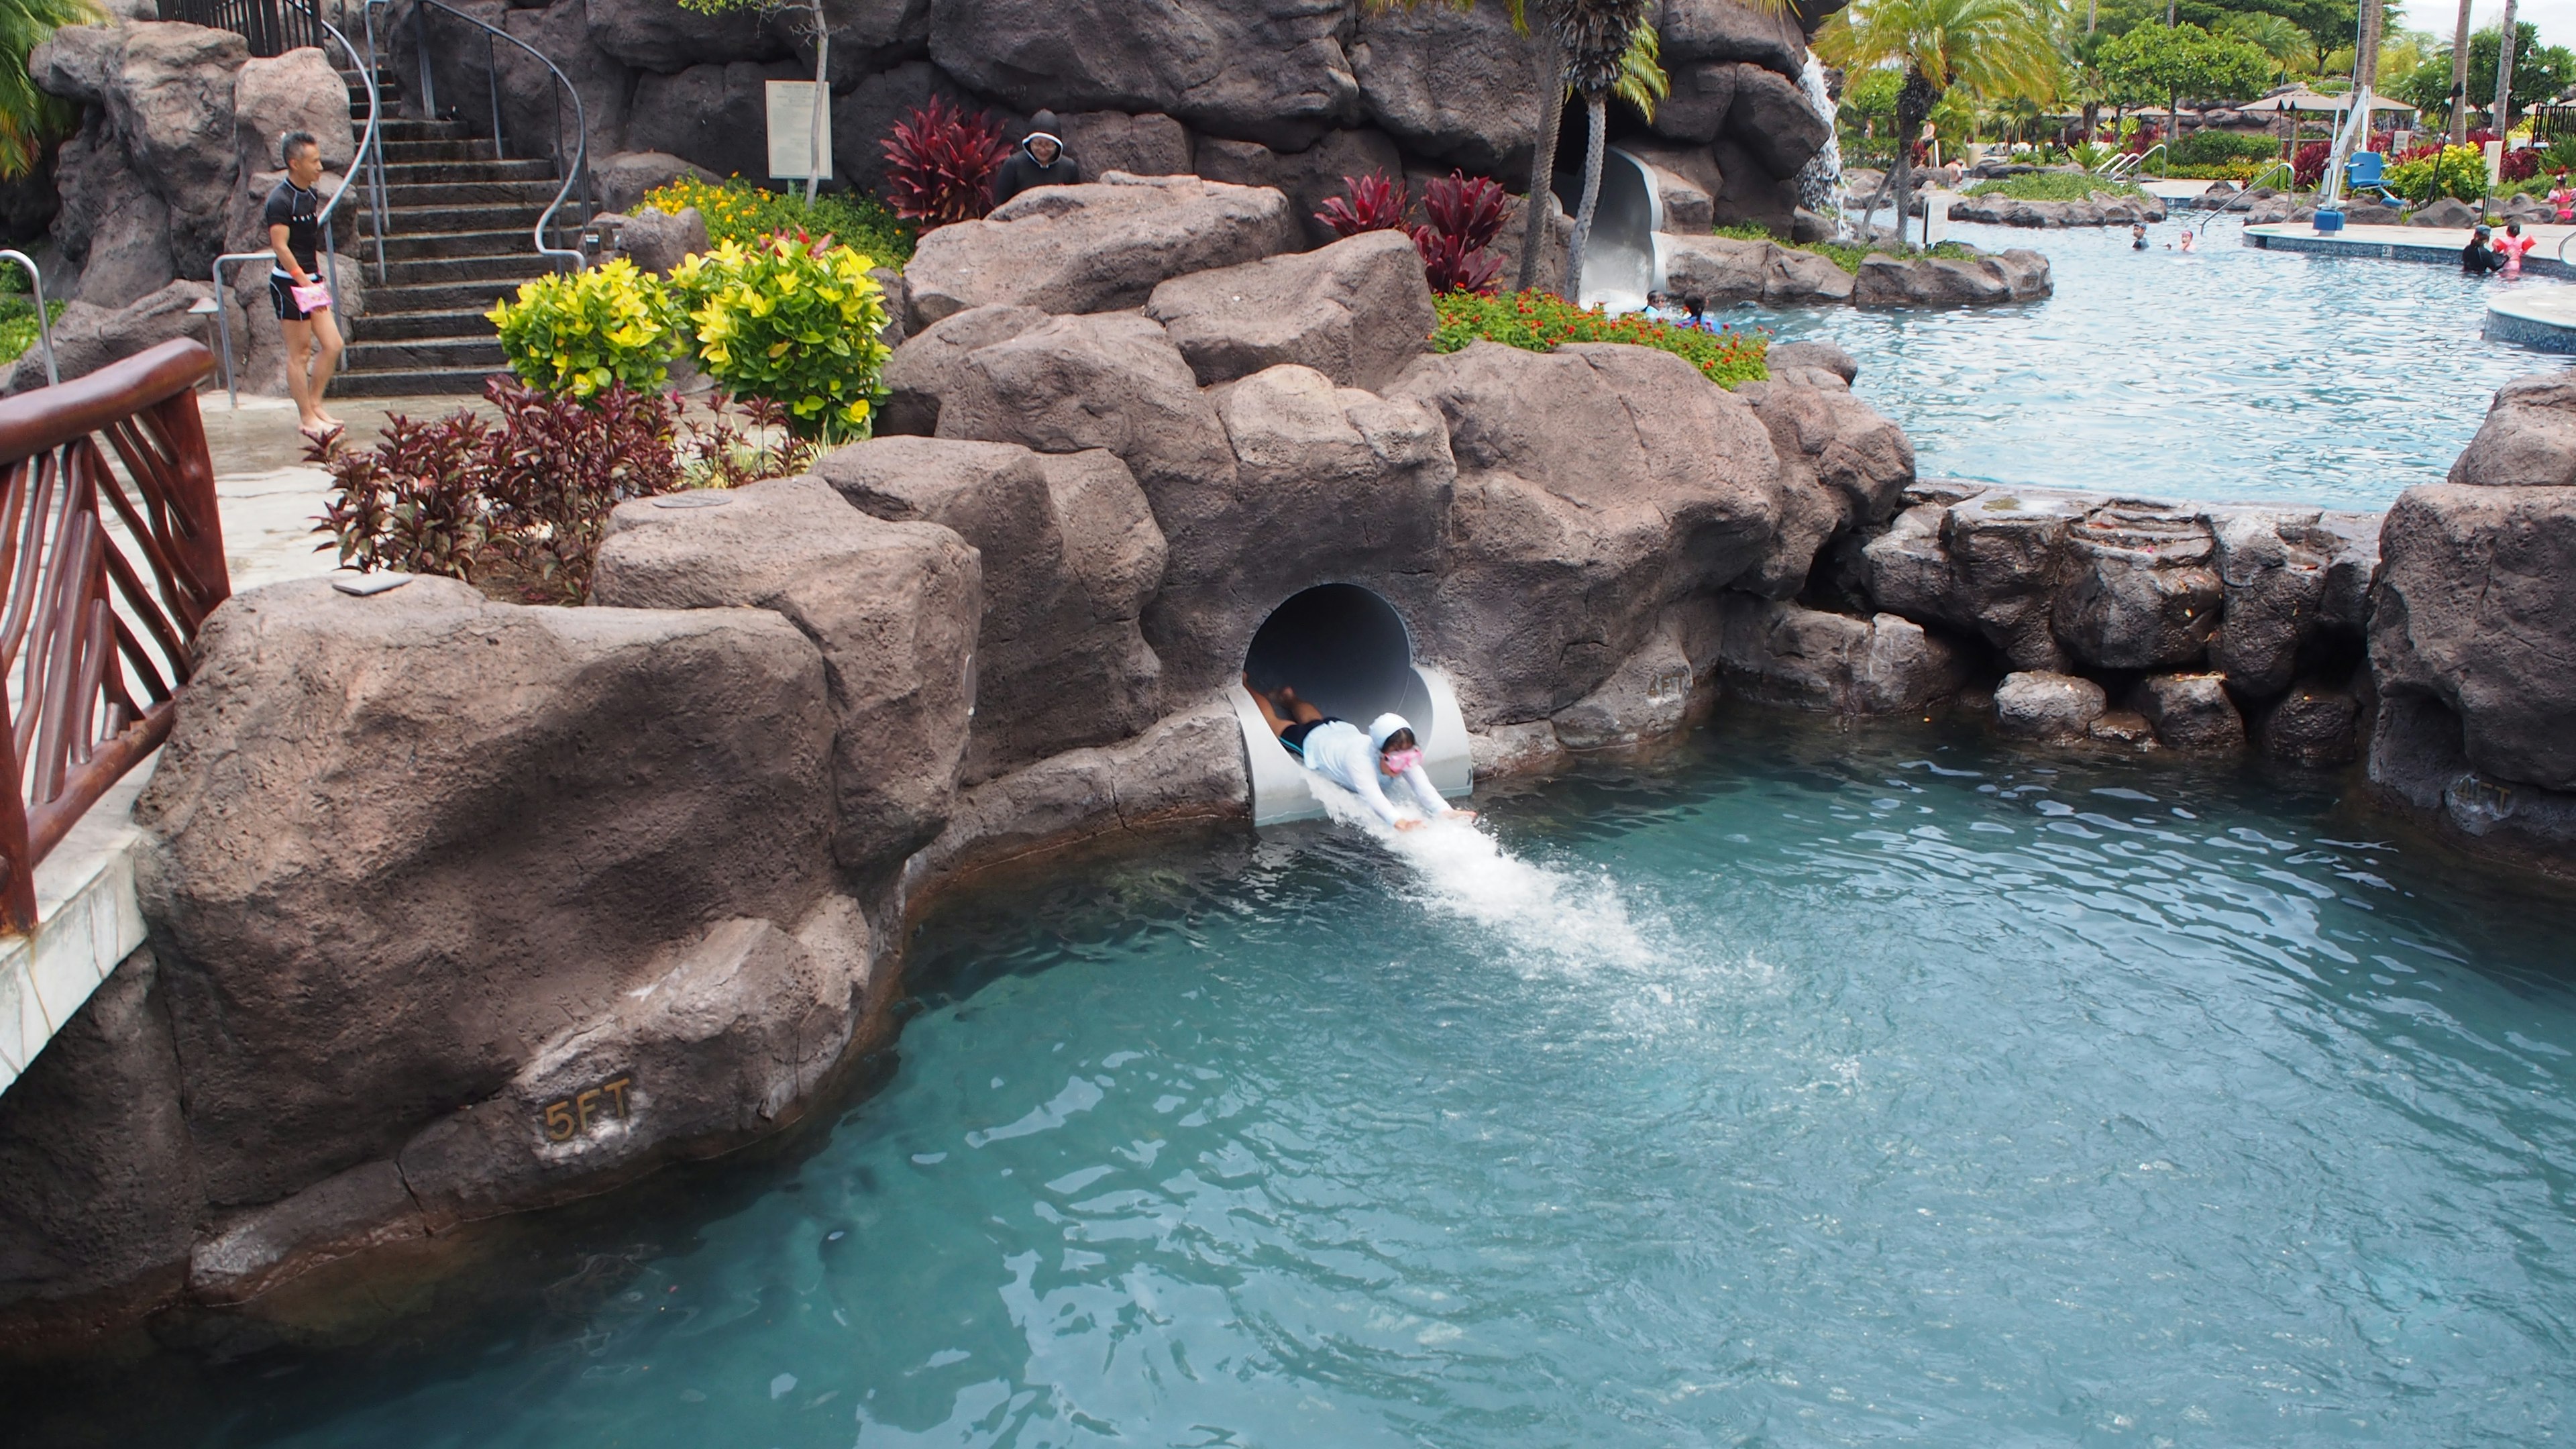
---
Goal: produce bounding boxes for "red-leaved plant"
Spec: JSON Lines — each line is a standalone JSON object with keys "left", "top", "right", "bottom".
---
{"left": 1316, "top": 171, "right": 1408, "bottom": 236}
{"left": 883, "top": 97, "right": 1012, "bottom": 227}
{"left": 1413, "top": 170, "right": 1507, "bottom": 294}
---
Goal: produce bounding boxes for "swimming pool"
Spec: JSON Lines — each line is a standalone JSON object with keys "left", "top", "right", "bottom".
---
{"left": 32, "top": 709, "right": 2573, "bottom": 1447}
{"left": 1749, "top": 219, "right": 2565, "bottom": 512}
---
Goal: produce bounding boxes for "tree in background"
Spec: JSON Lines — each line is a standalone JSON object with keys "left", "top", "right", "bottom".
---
{"left": 0, "top": 0, "right": 96, "bottom": 178}
{"left": 2090, "top": 0, "right": 2355, "bottom": 73}
{"left": 1556, "top": 1, "right": 1660, "bottom": 299}
{"left": 2098, "top": 21, "right": 2271, "bottom": 156}
{"left": 2216, "top": 11, "right": 2311, "bottom": 80}
{"left": 1818, "top": 0, "right": 2058, "bottom": 243}
{"left": 2398, "top": 23, "right": 2574, "bottom": 129}
{"left": 676, "top": 0, "right": 831, "bottom": 204}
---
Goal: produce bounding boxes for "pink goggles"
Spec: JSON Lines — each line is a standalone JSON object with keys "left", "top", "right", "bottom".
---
{"left": 1381, "top": 747, "right": 1424, "bottom": 773}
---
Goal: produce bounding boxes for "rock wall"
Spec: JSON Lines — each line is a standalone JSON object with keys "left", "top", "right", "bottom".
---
{"left": 364, "top": 0, "right": 1840, "bottom": 237}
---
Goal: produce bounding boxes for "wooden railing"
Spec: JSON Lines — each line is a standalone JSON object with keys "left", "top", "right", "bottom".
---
{"left": 0, "top": 340, "right": 228, "bottom": 932}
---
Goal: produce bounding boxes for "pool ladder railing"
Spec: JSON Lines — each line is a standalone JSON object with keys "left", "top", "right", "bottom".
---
{"left": 2187, "top": 162, "right": 2295, "bottom": 230}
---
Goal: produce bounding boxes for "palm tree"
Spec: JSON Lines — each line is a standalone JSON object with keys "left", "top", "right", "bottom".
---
{"left": 1515, "top": 3, "right": 1672, "bottom": 297}
{"left": 1560, "top": 17, "right": 1666, "bottom": 297}
{"left": 1817, "top": 0, "right": 2057, "bottom": 248}
{"left": 0, "top": 0, "right": 97, "bottom": 179}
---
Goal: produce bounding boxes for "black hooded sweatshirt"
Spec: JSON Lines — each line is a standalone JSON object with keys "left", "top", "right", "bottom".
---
{"left": 993, "top": 129, "right": 1080, "bottom": 205}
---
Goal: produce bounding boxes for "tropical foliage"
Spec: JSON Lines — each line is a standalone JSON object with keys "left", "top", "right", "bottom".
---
{"left": 1431, "top": 290, "right": 1769, "bottom": 388}
{"left": 2382, "top": 143, "right": 2500, "bottom": 201}
{"left": 1417, "top": 171, "right": 1509, "bottom": 293}
{"left": 0, "top": 0, "right": 96, "bottom": 178}
{"left": 641, "top": 174, "right": 916, "bottom": 262}
{"left": 2394, "top": 23, "right": 2576, "bottom": 127}
{"left": 881, "top": 97, "right": 1013, "bottom": 227}
{"left": 1817, "top": 0, "right": 2057, "bottom": 241}
{"left": 488, "top": 258, "right": 684, "bottom": 399}
{"left": 667, "top": 231, "right": 893, "bottom": 442}
{"left": 1316, "top": 171, "right": 1409, "bottom": 235}
{"left": 2096, "top": 22, "right": 2273, "bottom": 115}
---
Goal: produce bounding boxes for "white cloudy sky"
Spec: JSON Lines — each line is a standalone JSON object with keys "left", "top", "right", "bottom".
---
{"left": 2414, "top": 0, "right": 2575, "bottom": 48}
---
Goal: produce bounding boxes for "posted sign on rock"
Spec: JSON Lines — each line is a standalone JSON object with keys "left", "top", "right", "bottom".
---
{"left": 767, "top": 80, "right": 832, "bottom": 181}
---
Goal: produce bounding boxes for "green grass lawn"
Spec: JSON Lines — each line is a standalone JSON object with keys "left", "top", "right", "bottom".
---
{"left": 1961, "top": 172, "right": 2149, "bottom": 203}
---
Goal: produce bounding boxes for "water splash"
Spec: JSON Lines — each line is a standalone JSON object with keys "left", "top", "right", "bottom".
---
{"left": 1794, "top": 52, "right": 1848, "bottom": 236}
{"left": 1302, "top": 775, "right": 1659, "bottom": 971}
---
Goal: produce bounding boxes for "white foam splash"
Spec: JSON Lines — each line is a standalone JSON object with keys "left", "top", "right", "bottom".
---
{"left": 1303, "top": 776, "right": 1659, "bottom": 971}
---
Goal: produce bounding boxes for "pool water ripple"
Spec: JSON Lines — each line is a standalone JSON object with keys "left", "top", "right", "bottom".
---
{"left": 33, "top": 712, "right": 2576, "bottom": 1448}
{"left": 1747, "top": 219, "right": 2568, "bottom": 511}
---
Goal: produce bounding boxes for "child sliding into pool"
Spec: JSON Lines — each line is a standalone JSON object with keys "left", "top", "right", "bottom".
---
{"left": 1245, "top": 678, "right": 1476, "bottom": 833}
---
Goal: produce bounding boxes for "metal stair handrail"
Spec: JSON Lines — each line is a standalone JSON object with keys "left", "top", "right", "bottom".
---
{"left": 404, "top": 0, "right": 593, "bottom": 273}
{"left": 207, "top": 5, "right": 387, "bottom": 403}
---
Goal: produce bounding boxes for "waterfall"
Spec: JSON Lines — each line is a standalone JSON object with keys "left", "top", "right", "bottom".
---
{"left": 1793, "top": 52, "right": 1848, "bottom": 236}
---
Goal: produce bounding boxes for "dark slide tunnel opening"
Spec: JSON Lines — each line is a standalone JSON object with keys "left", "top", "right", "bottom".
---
{"left": 1242, "top": 585, "right": 1435, "bottom": 745}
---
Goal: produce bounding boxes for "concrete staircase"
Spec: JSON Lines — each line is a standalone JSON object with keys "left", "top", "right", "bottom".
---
{"left": 334, "top": 67, "right": 574, "bottom": 396}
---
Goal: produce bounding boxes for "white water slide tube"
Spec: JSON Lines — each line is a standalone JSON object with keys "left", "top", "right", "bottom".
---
{"left": 1228, "top": 584, "right": 1473, "bottom": 828}
{"left": 1560, "top": 146, "right": 1667, "bottom": 313}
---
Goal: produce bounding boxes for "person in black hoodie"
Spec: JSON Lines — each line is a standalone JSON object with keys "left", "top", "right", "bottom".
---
{"left": 992, "top": 111, "right": 1080, "bottom": 205}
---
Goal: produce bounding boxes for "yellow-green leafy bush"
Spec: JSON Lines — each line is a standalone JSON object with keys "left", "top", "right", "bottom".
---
{"left": 668, "top": 233, "right": 892, "bottom": 441}
{"left": 487, "top": 258, "right": 683, "bottom": 398}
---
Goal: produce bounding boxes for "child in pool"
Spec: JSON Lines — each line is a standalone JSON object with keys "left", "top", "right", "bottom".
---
{"left": 2501, "top": 221, "right": 2538, "bottom": 278}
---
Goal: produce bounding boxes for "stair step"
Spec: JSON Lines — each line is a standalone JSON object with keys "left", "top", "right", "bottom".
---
{"left": 377, "top": 158, "right": 558, "bottom": 184}
{"left": 365, "top": 201, "right": 550, "bottom": 232}
{"left": 369, "top": 278, "right": 553, "bottom": 313}
{"left": 382, "top": 138, "right": 500, "bottom": 163}
{"left": 331, "top": 367, "right": 501, "bottom": 397}
{"left": 344, "top": 337, "right": 507, "bottom": 372}
{"left": 378, "top": 227, "right": 555, "bottom": 260}
{"left": 375, "top": 178, "right": 561, "bottom": 207}
{"left": 368, "top": 120, "right": 460, "bottom": 146}
{"left": 356, "top": 308, "right": 500, "bottom": 340}
{"left": 381, "top": 253, "right": 559, "bottom": 285}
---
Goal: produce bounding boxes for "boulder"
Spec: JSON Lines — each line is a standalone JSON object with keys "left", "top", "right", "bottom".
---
{"left": 1192, "top": 128, "right": 1405, "bottom": 248}
{"left": 494, "top": 0, "right": 635, "bottom": 164}
{"left": 585, "top": 0, "right": 788, "bottom": 72}
{"left": 2449, "top": 372, "right": 2576, "bottom": 487}
{"left": 876, "top": 303, "right": 1052, "bottom": 436}
{"left": 814, "top": 438, "right": 1166, "bottom": 779}
{"left": 0, "top": 949, "right": 199, "bottom": 1339}
{"left": 925, "top": 0, "right": 1360, "bottom": 152}
{"left": 1146, "top": 362, "right": 1452, "bottom": 694}
{"left": 1851, "top": 251, "right": 2047, "bottom": 306}
{"left": 232, "top": 46, "right": 352, "bottom": 173}
{"left": 590, "top": 149, "right": 718, "bottom": 216}
{"left": 1715, "top": 595, "right": 1963, "bottom": 714}
{"left": 830, "top": 60, "right": 978, "bottom": 197}
{"left": 1620, "top": 140, "right": 1723, "bottom": 229}
{"left": 1143, "top": 228, "right": 1435, "bottom": 390}
{"left": 134, "top": 576, "right": 838, "bottom": 1208}
{"left": 773, "top": 0, "right": 936, "bottom": 84}
{"left": 1768, "top": 338, "right": 1858, "bottom": 384}
{"left": 1472, "top": 720, "right": 1570, "bottom": 777}
{"left": 627, "top": 59, "right": 806, "bottom": 184}
{"left": 1348, "top": 0, "right": 1544, "bottom": 176}
{"left": 186, "top": 1159, "right": 422, "bottom": 1307}
{"left": 1660, "top": 0, "right": 1807, "bottom": 75}
{"left": 1721, "top": 63, "right": 1829, "bottom": 180}
{"left": 3, "top": 279, "right": 215, "bottom": 394}
{"left": 74, "top": 22, "right": 248, "bottom": 274}
{"left": 616, "top": 204, "right": 708, "bottom": 275}
{"left": 1391, "top": 339, "right": 1784, "bottom": 722}
{"left": 49, "top": 116, "right": 172, "bottom": 305}
{"left": 2207, "top": 508, "right": 2338, "bottom": 698}
{"left": 2368, "top": 694, "right": 2576, "bottom": 855}
{"left": 1650, "top": 61, "right": 1739, "bottom": 143}
{"left": 903, "top": 694, "right": 1248, "bottom": 884}
{"left": 1863, "top": 489, "right": 2086, "bottom": 671}
{"left": 929, "top": 309, "right": 1236, "bottom": 515}
{"left": 902, "top": 174, "right": 1299, "bottom": 329}
{"left": 2050, "top": 504, "right": 2222, "bottom": 670}
{"left": 2131, "top": 672, "right": 2245, "bottom": 751}
{"left": 1994, "top": 669, "right": 2106, "bottom": 741}
{"left": 1656, "top": 232, "right": 1854, "bottom": 305}
{"left": 394, "top": 896, "right": 876, "bottom": 1228}
{"left": 2370, "top": 481, "right": 2576, "bottom": 792}
{"left": 2088, "top": 708, "right": 2156, "bottom": 747}
{"left": 1058, "top": 109, "right": 1195, "bottom": 180}
{"left": 2408, "top": 196, "right": 2479, "bottom": 228}
{"left": 2259, "top": 680, "right": 2361, "bottom": 765}
{"left": 591, "top": 475, "right": 981, "bottom": 863}
{"left": 1551, "top": 611, "right": 1705, "bottom": 748}
{"left": 1734, "top": 380, "right": 1913, "bottom": 595}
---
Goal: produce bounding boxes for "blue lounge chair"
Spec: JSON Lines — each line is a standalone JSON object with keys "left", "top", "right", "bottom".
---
{"left": 2344, "top": 151, "right": 2402, "bottom": 205}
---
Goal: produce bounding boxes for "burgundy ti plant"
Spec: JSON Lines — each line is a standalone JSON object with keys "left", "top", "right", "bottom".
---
{"left": 883, "top": 97, "right": 1012, "bottom": 227}
{"left": 1413, "top": 170, "right": 1507, "bottom": 294}
{"left": 1316, "top": 171, "right": 1409, "bottom": 236}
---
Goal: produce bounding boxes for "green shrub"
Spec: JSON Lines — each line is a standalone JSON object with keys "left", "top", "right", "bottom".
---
{"left": 2172, "top": 128, "right": 2283, "bottom": 166}
{"left": 1431, "top": 290, "right": 1768, "bottom": 389}
{"left": 642, "top": 174, "right": 916, "bottom": 264}
{"left": 0, "top": 294, "right": 62, "bottom": 364}
{"left": 2385, "top": 144, "right": 2492, "bottom": 203}
{"left": 486, "top": 258, "right": 684, "bottom": 399}
{"left": 669, "top": 233, "right": 894, "bottom": 441}
{"left": 1707, "top": 222, "right": 1976, "bottom": 274}
{"left": 1961, "top": 171, "right": 2148, "bottom": 201}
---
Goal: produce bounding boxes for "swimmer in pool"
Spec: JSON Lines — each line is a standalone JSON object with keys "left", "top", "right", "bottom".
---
{"left": 2131, "top": 222, "right": 2148, "bottom": 250}
{"left": 1246, "top": 679, "right": 1475, "bottom": 831}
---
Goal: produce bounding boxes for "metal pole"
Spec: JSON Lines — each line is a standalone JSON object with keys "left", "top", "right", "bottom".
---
{"left": 415, "top": 0, "right": 435, "bottom": 116}
{"left": 486, "top": 32, "right": 504, "bottom": 160}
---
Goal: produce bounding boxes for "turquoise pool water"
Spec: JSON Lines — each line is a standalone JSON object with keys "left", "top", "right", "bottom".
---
{"left": 33, "top": 712, "right": 2576, "bottom": 1447}
{"left": 1750, "top": 219, "right": 2562, "bottom": 512}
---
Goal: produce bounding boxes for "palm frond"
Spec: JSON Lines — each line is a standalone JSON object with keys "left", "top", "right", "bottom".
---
{"left": 1612, "top": 20, "right": 1667, "bottom": 121}
{"left": 0, "top": 0, "right": 100, "bottom": 178}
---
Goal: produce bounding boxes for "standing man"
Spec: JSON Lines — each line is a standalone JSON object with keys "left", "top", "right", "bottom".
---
{"left": 266, "top": 130, "right": 345, "bottom": 443}
{"left": 990, "top": 110, "right": 1079, "bottom": 206}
